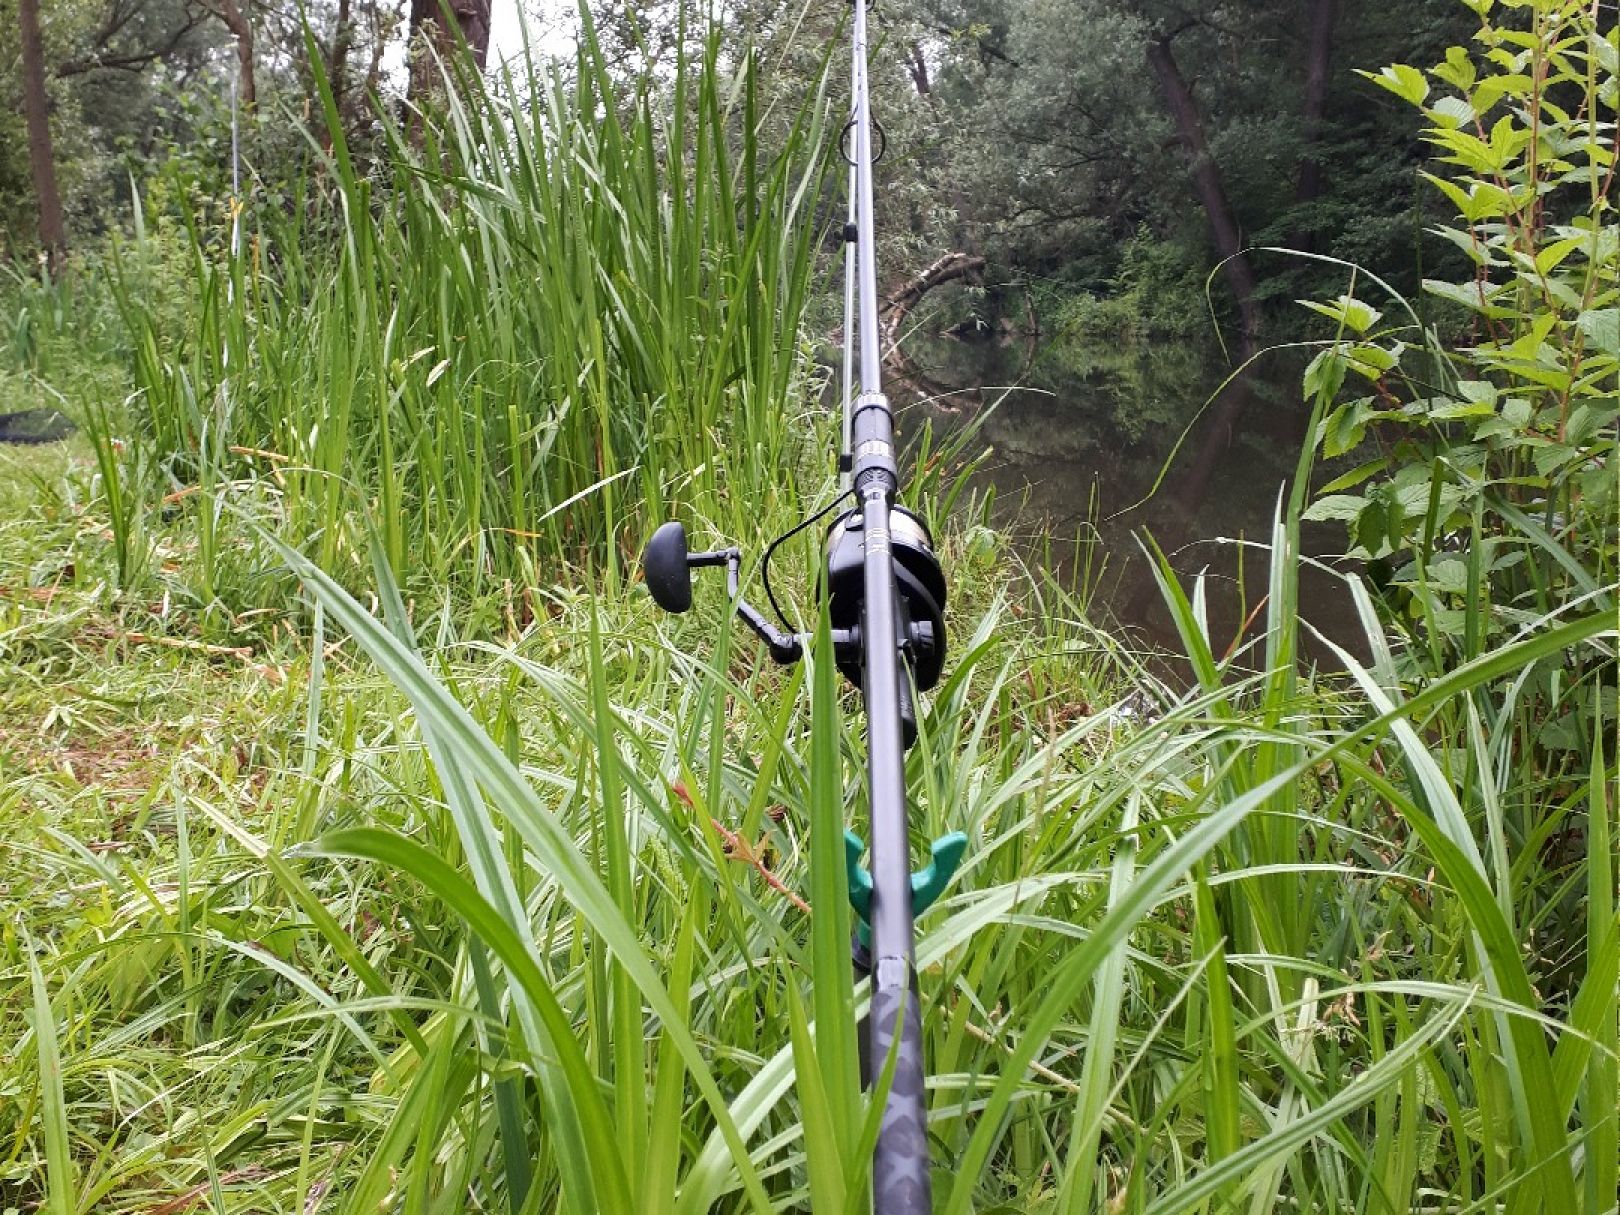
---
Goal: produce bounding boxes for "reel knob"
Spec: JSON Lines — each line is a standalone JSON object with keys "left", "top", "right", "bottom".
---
{"left": 643, "top": 521, "right": 693, "bottom": 613}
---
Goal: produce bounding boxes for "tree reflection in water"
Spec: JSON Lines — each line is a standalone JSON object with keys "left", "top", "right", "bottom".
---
{"left": 891, "top": 322, "right": 1362, "bottom": 668}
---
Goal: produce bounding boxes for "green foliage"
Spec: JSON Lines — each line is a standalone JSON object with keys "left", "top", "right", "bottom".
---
{"left": 0, "top": 0, "right": 227, "bottom": 252}
{"left": 893, "top": 0, "right": 1475, "bottom": 313}
{"left": 1294, "top": 15, "right": 1619, "bottom": 1208}
{"left": 1302, "top": 1, "right": 1616, "bottom": 670}
{"left": 1040, "top": 227, "right": 1208, "bottom": 346}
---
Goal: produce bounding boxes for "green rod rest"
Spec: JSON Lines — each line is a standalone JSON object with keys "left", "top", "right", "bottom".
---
{"left": 845, "top": 829, "right": 967, "bottom": 946}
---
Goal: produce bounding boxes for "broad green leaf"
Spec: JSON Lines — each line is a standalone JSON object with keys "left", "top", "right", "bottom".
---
{"left": 1300, "top": 294, "right": 1383, "bottom": 335}
{"left": 1318, "top": 459, "right": 1387, "bottom": 495}
{"left": 1367, "top": 63, "right": 1430, "bottom": 105}
{"left": 1435, "top": 47, "right": 1477, "bottom": 92}
{"left": 1301, "top": 494, "right": 1367, "bottom": 524}
{"left": 1533, "top": 235, "right": 1585, "bottom": 274}
{"left": 1424, "top": 277, "right": 1514, "bottom": 318}
{"left": 1430, "top": 399, "right": 1497, "bottom": 420}
{"left": 1577, "top": 308, "right": 1619, "bottom": 356}
{"left": 1427, "top": 95, "right": 1475, "bottom": 128}
{"left": 1473, "top": 73, "right": 1535, "bottom": 113}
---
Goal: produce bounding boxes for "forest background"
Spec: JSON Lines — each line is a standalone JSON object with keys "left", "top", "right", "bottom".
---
{"left": 5, "top": 0, "right": 1478, "bottom": 350}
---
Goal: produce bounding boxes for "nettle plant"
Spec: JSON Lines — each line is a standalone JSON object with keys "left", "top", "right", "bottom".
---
{"left": 1301, "top": 0, "right": 1616, "bottom": 684}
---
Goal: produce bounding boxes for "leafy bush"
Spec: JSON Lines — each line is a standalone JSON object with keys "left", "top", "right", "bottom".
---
{"left": 1041, "top": 225, "right": 1209, "bottom": 345}
{"left": 1303, "top": 1, "right": 1616, "bottom": 674}
{"left": 1295, "top": 14, "right": 1617, "bottom": 1206}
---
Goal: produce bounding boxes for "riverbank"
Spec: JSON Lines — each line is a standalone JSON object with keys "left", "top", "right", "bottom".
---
{"left": 4, "top": 4, "right": 1614, "bottom": 1201}
{"left": 5, "top": 403, "right": 1611, "bottom": 1211}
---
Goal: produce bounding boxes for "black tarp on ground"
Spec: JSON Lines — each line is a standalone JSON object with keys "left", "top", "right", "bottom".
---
{"left": 0, "top": 409, "right": 75, "bottom": 443}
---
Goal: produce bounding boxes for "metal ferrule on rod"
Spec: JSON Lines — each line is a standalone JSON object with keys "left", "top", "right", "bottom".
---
{"left": 851, "top": 390, "right": 898, "bottom": 489}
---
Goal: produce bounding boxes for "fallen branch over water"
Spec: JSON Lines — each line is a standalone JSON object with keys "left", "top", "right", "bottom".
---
{"left": 881, "top": 250, "right": 986, "bottom": 356}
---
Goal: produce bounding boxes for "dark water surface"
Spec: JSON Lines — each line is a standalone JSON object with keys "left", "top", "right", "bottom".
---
{"left": 896, "top": 328, "right": 1363, "bottom": 665}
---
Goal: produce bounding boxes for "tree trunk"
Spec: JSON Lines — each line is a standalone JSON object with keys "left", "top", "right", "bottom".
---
{"left": 330, "top": 0, "right": 354, "bottom": 113}
{"left": 361, "top": 0, "right": 389, "bottom": 98}
{"left": 212, "top": 0, "right": 256, "bottom": 108}
{"left": 18, "top": 0, "right": 67, "bottom": 266}
{"left": 1293, "top": 0, "right": 1340, "bottom": 246}
{"left": 1147, "top": 34, "right": 1260, "bottom": 361}
{"left": 880, "top": 251, "right": 986, "bottom": 357}
{"left": 454, "top": 0, "right": 492, "bottom": 70}
{"left": 406, "top": 0, "right": 438, "bottom": 138}
{"left": 906, "top": 41, "right": 931, "bottom": 96}
{"left": 406, "top": 0, "right": 489, "bottom": 145}
{"left": 319, "top": 0, "right": 359, "bottom": 147}
{"left": 409, "top": 0, "right": 493, "bottom": 91}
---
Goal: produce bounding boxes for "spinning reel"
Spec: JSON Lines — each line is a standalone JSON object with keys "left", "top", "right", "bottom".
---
{"left": 642, "top": 503, "right": 947, "bottom": 745}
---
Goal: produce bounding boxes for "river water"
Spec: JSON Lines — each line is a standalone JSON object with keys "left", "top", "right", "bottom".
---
{"left": 895, "top": 326, "right": 1362, "bottom": 666}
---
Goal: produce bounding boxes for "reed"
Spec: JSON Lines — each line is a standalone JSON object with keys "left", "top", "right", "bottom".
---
{"left": 107, "top": 14, "right": 830, "bottom": 612}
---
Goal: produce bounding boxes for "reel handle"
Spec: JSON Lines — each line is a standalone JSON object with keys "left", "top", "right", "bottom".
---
{"left": 642, "top": 520, "right": 808, "bottom": 663}
{"left": 643, "top": 521, "right": 732, "bottom": 613}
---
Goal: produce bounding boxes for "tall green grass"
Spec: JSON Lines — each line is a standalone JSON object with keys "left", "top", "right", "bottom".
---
{"left": 6, "top": 442, "right": 1612, "bottom": 1210}
{"left": 107, "top": 12, "right": 829, "bottom": 611}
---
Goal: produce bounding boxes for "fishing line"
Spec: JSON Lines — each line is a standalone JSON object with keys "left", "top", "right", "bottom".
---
{"left": 760, "top": 489, "right": 855, "bottom": 633}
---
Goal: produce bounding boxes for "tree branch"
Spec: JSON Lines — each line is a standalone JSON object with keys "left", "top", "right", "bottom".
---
{"left": 57, "top": 0, "right": 213, "bottom": 77}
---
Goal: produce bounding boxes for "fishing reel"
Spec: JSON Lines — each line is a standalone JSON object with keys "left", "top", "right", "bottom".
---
{"left": 642, "top": 504, "right": 947, "bottom": 743}
{"left": 821, "top": 506, "right": 946, "bottom": 694}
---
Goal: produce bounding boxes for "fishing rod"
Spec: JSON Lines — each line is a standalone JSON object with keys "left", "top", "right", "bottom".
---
{"left": 641, "top": 1, "right": 963, "bottom": 1209}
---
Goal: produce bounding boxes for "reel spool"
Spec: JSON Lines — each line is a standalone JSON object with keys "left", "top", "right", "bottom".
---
{"left": 824, "top": 505, "right": 947, "bottom": 693}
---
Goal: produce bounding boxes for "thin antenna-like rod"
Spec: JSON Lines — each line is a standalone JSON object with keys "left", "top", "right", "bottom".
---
{"left": 230, "top": 78, "right": 239, "bottom": 199}
{"left": 229, "top": 49, "right": 241, "bottom": 260}
{"left": 850, "top": 0, "right": 882, "bottom": 395}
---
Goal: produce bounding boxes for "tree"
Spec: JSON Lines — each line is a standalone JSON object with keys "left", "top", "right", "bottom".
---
{"left": 199, "top": 0, "right": 255, "bottom": 107}
{"left": 402, "top": 0, "right": 490, "bottom": 146}
{"left": 56, "top": 0, "right": 212, "bottom": 78}
{"left": 328, "top": 0, "right": 353, "bottom": 115}
{"left": 18, "top": 0, "right": 68, "bottom": 264}
{"left": 409, "top": 0, "right": 492, "bottom": 86}
{"left": 1293, "top": 0, "right": 1340, "bottom": 222}
{"left": 1146, "top": 23, "right": 1260, "bottom": 360}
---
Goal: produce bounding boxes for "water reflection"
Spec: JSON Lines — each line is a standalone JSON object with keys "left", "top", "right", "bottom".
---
{"left": 896, "top": 327, "right": 1360, "bottom": 666}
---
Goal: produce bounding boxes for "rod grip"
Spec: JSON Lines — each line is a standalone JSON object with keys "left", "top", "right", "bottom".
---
{"left": 870, "top": 955, "right": 932, "bottom": 1213}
